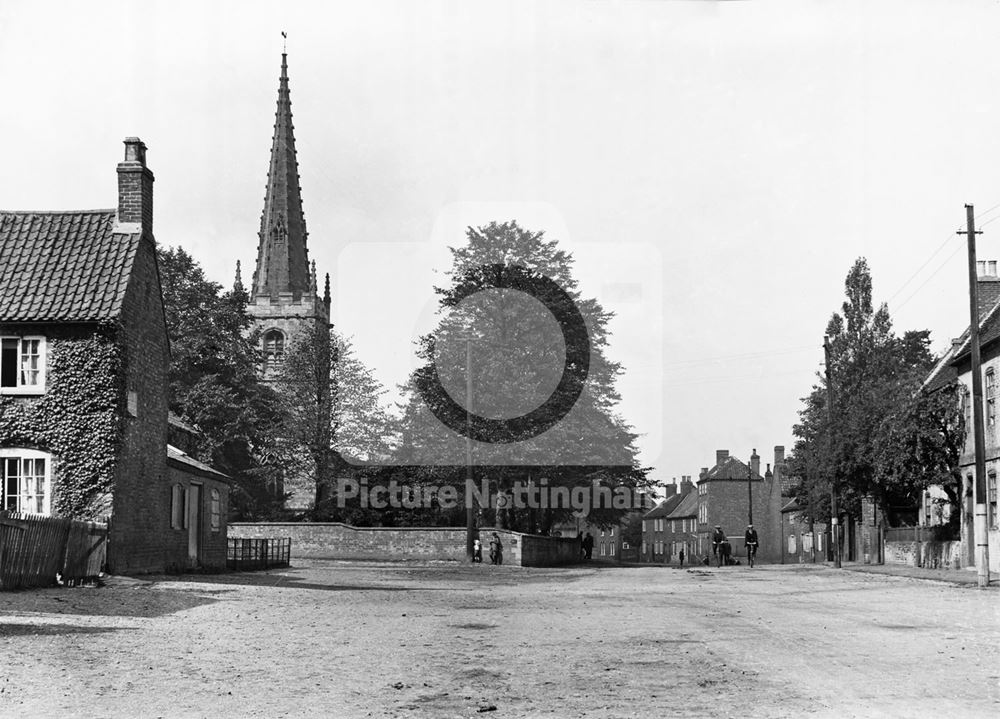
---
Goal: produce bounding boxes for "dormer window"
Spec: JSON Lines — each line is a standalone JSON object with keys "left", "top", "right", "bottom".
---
{"left": 0, "top": 336, "right": 45, "bottom": 393}
{"left": 263, "top": 329, "right": 285, "bottom": 373}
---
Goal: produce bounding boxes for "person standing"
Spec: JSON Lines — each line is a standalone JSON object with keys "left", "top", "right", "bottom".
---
{"left": 472, "top": 538, "right": 483, "bottom": 563}
{"left": 678, "top": 546, "right": 685, "bottom": 567}
{"left": 712, "top": 525, "right": 726, "bottom": 560}
{"left": 582, "top": 532, "right": 594, "bottom": 560}
{"left": 489, "top": 532, "right": 504, "bottom": 565}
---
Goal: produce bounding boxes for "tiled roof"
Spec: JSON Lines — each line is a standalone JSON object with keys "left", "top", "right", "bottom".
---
{"left": 0, "top": 210, "right": 139, "bottom": 322}
{"left": 667, "top": 489, "right": 699, "bottom": 519}
{"left": 643, "top": 493, "right": 684, "bottom": 520}
{"left": 705, "top": 456, "right": 763, "bottom": 481}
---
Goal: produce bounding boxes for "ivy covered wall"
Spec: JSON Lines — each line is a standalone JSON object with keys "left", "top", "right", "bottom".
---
{"left": 0, "top": 328, "right": 124, "bottom": 520}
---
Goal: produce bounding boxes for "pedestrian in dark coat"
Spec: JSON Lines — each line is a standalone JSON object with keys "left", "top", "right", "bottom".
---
{"left": 489, "top": 533, "right": 504, "bottom": 565}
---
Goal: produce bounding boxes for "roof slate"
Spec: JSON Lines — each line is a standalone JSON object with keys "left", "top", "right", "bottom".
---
{"left": 167, "top": 444, "right": 231, "bottom": 481}
{"left": 667, "top": 489, "right": 699, "bottom": 519}
{"left": 705, "top": 456, "right": 763, "bottom": 481}
{"left": 643, "top": 493, "right": 684, "bottom": 520}
{"left": 0, "top": 210, "right": 139, "bottom": 322}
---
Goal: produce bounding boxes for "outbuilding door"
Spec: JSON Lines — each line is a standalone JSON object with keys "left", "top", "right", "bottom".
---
{"left": 187, "top": 483, "right": 202, "bottom": 567}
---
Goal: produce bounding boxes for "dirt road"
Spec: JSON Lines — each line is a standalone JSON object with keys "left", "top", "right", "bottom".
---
{"left": 1, "top": 561, "right": 997, "bottom": 718}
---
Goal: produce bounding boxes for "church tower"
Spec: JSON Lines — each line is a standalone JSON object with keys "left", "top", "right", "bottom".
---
{"left": 242, "top": 51, "right": 332, "bottom": 510}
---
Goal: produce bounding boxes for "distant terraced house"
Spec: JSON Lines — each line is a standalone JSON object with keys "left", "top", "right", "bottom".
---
{"left": 0, "top": 138, "right": 230, "bottom": 574}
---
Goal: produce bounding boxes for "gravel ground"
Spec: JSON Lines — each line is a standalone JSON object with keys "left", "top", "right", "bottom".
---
{"left": 1, "top": 561, "right": 998, "bottom": 718}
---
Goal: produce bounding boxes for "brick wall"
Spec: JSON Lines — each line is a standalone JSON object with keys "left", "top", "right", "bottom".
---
{"left": 885, "top": 540, "right": 964, "bottom": 569}
{"left": 229, "top": 523, "right": 582, "bottom": 566}
{"left": 108, "top": 234, "right": 170, "bottom": 574}
{"left": 164, "top": 465, "right": 229, "bottom": 572}
{"left": 699, "top": 479, "right": 777, "bottom": 563}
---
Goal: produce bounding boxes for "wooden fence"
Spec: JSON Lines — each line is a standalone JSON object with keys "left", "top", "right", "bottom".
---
{"left": 0, "top": 512, "right": 108, "bottom": 590}
{"left": 227, "top": 537, "right": 291, "bottom": 571}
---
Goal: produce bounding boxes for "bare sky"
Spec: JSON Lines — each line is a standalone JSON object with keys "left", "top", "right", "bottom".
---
{"left": 2, "top": 0, "right": 999, "bottom": 488}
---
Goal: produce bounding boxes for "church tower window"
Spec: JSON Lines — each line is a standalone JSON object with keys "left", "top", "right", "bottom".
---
{"left": 263, "top": 329, "right": 285, "bottom": 372}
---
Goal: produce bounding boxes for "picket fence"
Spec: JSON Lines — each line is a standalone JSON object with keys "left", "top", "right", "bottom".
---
{"left": 0, "top": 511, "right": 107, "bottom": 589}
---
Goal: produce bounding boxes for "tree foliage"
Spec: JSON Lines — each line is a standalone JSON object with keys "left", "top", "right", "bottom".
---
{"left": 157, "top": 246, "right": 285, "bottom": 518}
{"left": 392, "top": 221, "right": 651, "bottom": 533}
{"left": 790, "top": 258, "right": 962, "bottom": 530}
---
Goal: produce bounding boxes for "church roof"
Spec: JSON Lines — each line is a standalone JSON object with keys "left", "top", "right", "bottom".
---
{"left": 0, "top": 210, "right": 140, "bottom": 322}
{"left": 252, "top": 52, "right": 311, "bottom": 301}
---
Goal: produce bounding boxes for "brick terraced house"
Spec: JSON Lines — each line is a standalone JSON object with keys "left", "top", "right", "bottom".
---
{"left": 0, "top": 138, "right": 230, "bottom": 573}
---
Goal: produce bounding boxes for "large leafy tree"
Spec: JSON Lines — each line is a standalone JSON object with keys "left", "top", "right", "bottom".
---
{"left": 393, "top": 221, "right": 651, "bottom": 533}
{"left": 274, "top": 325, "right": 396, "bottom": 517}
{"left": 790, "top": 258, "right": 959, "bottom": 529}
{"left": 157, "top": 246, "right": 285, "bottom": 518}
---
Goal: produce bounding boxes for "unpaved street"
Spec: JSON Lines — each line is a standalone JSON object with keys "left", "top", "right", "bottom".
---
{"left": 1, "top": 562, "right": 998, "bottom": 718}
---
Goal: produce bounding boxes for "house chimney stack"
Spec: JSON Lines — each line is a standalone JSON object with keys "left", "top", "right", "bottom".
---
{"left": 751, "top": 448, "right": 760, "bottom": 477}
{"left": 681, "top": 476, "right": 695, "bottom": 494}
{"left": 117, "top": 137, "right": 154, "bottom": 234}
{"left": 976, "top": 260, "right": 1000, "bottom": 320}
{"left": 664, "top": 482, "right": 677, "bottom": 498}
{"left": 715, "top": 449, "right": 729, "bottom": 467}
{"left": 774, "top": 445, "right": 785, "bottom": 467}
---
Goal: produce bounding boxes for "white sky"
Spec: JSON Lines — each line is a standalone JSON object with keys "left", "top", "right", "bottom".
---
{"left": 2, "top": 0, "right": 1000, "bottom": 489}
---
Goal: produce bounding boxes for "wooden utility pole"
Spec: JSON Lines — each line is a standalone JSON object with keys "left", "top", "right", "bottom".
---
{"left": 747, "top": 452, "right": 754, "bottom": 526}
{"left": 823, "top": 335, "right": 841, "bottom": 568}
{"left": 465, "top": 339, "right": 475, "bottom": 561}
{"left": 960, "top": 204, "right": 991, "bottom": 588}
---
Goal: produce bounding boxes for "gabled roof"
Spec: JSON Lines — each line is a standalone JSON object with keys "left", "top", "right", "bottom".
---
{"left": 704, "top": 456, "right": 763, "bottom": 481}
{"left": 667, "top": 489, "right": 698, "bottom": 519}
{"left": 0, "top": 210, "right": 140, "bottom": 322}
{"left": 925, "top": 295, "right": 1000, "bottom": 393}
{"left": 643, "top": 492, "right": 684, "bottom": 520}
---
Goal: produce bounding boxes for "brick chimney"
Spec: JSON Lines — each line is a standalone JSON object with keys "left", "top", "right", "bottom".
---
{"left": 751, "top": 448, "right": 760, "bottom": 477}
{"left": 117, "top": 137, "right": 154, "bottom": 234}
{"left": 681, "top": 476, "right": 695, "bottom": 494}
{"left": 774, "top": 445, "right": 785, "bottom": 467}
{"left": 663, "top": 482, "right": 677, "bottom": 498}
{"left": 715, "top": 449, "right": 729, "bottom": 467}
{"left": 976, "top": 260, "right": 1000, "bottom": 320}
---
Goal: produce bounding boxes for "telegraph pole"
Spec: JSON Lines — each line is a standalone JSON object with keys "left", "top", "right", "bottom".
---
{"left": 823, "top": 335, "right": 841, "bottom": 569}
{"left": 960, "top": 204, "right": 991, "bottom": 588}
{"left": 747, "top": 451, "right": 754, "bottom": 526}
{"left": 465, "top": 339, "right": 475, "bottom": 562}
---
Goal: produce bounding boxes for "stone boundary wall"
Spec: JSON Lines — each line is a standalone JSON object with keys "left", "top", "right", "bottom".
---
{"left": 884, "top": 540, "right": 963, "bottom": 570}
{"left": 229, "top": 523, "right": 582, "bottom": 566}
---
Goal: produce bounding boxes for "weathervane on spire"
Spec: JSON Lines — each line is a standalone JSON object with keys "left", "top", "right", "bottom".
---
{"left": 282, "top": 31, "right": 287, "bottom": 53}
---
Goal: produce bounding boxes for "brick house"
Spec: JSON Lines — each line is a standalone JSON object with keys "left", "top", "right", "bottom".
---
{"left": 641, "top": 478, "right": 697, "bottom": 564}
{"left": 0, "top": 138, "right": 229, "bottom": 573}
{"left": 695, "top": 448, "right": 785, "bottom": 564}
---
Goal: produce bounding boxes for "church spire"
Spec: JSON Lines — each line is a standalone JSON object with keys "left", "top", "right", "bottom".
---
{"left": 252, "top": 51, "right": 310, "bottom": 301}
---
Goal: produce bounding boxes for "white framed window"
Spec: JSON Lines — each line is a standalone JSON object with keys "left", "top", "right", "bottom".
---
{"left": 642, "top": 520, "right": 648, "bottom": 533}
{"left": 1, "top": 449, "right": 52, "bottom": 515}
{"left": 610, "top": 542, "right": 616, "bottom": 557}
{"left": 610, "top": 526, "right": 615, "bottom": 536}
{"left": 0, "top": 336, "right": 45, "bottom": 393}
{"left": 210, "top": 488, "right": 221, "bottom": 532}
{"left": 600, "top": 542, "right": 606, "bottom": 556}
{"left": 987, "top": 369, "right": 997, "bottom": 427}
{"left": 641, "top": 541, "right": 646, "bottom": 554}
{"left": 263, "top": 329, "right": 285, "bottom": 373}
